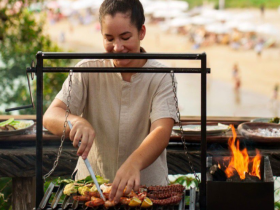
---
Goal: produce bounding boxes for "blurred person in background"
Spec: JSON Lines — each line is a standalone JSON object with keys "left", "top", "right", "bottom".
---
{"left": 232, "top": 63, "right": 241, "bottom": 104}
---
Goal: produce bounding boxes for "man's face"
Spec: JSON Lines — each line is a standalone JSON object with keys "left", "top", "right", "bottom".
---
{"left": 101, "top": 12, "right": 146, "bottom": 67}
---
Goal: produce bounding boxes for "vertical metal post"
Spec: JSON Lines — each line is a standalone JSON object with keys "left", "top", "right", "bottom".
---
{"left": 200, "top": 53, "right": 207, "bottom": 209}
{"left": 36, "top": 51, "right": 44, "bottom": 208}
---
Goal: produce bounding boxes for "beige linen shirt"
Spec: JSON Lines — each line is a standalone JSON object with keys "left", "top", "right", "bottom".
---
{"left": 56, "top": 58, "right": 178, "bottom": 186}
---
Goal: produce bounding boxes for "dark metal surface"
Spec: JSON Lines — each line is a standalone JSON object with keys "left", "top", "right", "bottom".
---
{"left": 200, "top": 53, "right": 207, "bottom": 210}
{"left": 51, "top": 183, "right": 66, "bottom": 209}
{"left": 38, "top": 52, "right": 205, "bottom": 59}
{"left": 36, "top": 52, "right": 44, "bottom": 207}
{"left": 27, "top": 67, "right": 211, "bottom": 73}
{"left": 38, "top": 182, "right": 56, "bottom": 209}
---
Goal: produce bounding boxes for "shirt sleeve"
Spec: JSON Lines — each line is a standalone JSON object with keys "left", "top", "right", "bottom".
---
{"left": 150, "top": 74, "right": 179, "bottom": 123}
{"left": 55, "top": 62, "right": 89, "bottom": 116}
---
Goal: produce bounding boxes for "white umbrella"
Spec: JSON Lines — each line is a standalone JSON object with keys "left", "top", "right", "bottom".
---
{"left": 256, "top": 24, "right": 280, "bottom": 36}
{"left": 205, "top": 23, "right": 230, "bottom": 34}
{"left": 191, "top": 16, "right": 216, "bottom": 25}
{"left": 201, "top": 9, "right": 232, "bottom": 21}
{"left": 145, "top": 0, "right": 188, "bottom": 14}
{"left": 215, "top": 11, "right": 232, "bottom": 21}
{"left": 225, "top": 20, "right": 240, "bottom": 29}
{"left": 153, "top": 9, "right": 185, "bottom": 19}
{"left": 201, "top": 9, "right": 217, "bottom": 18}
{"left": 237, "top": 22, "right": 257, "bottom": 33}
{"left": 233, "top": 12, "right": 255, "bottom": 21}
{"left": 71, "top": 0, "right": 94, "bottom": 10}
{"left": 46, "top": 1, "right": 59, "bottom": 9}
{"left": 57, "top": 0, "right": 72, "bottom": 9}
{"left": 166, "top": 1, "right": 189, "bottom": 11}
{"left": 169, "top": 17, "right": 192, "bottom": 27}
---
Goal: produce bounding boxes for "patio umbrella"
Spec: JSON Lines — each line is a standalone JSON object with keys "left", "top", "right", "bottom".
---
{"left": 205, "top": 23, "right": 230, "bottom": 34}
{"left": 233, "top": 12, "right": 255, "bottom": 21}
{"left": 215, "top": 11, "right": 232, "bottom": 21}
{"left": 71, "top": 0, "right": 95, "bottom": 10}
{"left": 46, "top": 1, "right": 59, "bottom": 9}
{"left": 169, "top": 17, "right": 192, "bottom": 27}
{"left": 225, "top": 20, "right": 240, "bottom": 29}
{"left": 256, "top": 24, "right": 280, "bottom": 36}
{"left": 201, "top": 9, "right": 232, "bottom": 21}
{"left": 153, "top": 9, "right": 185, "bottom": 19}
{"left": 237, "top": 22, "right": 257, "bottom": 33}
{"left": 167, "top": 0, "right": 189, "bottom": 11}
{"left": 145, "top": 0, "right": 188, "bottom": 15}
{"left": 191, "top": 16, "right": 215, "bottom": 25}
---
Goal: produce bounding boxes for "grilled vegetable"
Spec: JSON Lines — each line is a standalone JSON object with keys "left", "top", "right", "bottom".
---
{"left": 89, "top": 185, "right": 98, "bottom": 192}
{"left": 78, "top": 186, "right": 91, "bottom": 195}
{"left": 63, "top": 183, "right": 78, "bottom": 196}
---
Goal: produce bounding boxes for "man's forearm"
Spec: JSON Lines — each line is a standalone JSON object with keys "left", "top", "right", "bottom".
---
{"left": 126, "top": 124, "right": 172, "bottom": 171}
{"left": 43, "top": 107, "right": 81, "bottom": 136}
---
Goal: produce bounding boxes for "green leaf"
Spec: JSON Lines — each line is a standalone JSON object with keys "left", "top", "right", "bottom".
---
{"left": 0, "top": 118, "right": 14, "bottom": 126}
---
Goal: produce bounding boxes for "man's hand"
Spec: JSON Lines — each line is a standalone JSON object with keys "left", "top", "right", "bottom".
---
{"left": 69, "top": 118, "right": 95, "bottom": 159}
{"left": 43, "top": 99, "right": 95, "bottom": 159}
{"left": 108, "top": 118, "right": 174, "bottom": 203}
{"left": 109, "top": 158, "right": 141, "bottom": 203}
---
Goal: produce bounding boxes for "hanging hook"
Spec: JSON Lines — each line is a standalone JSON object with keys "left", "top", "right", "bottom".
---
{"left": 5, "top": 61, "right": 35, "bottom": 112}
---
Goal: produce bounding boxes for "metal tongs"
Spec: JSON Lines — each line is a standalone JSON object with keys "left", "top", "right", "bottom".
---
{"left": 67, "top": 120, "right": 106, "bottom": 201}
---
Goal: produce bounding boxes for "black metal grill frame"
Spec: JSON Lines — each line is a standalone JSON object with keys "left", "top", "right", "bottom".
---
{"left": 31, "top": 52, "right": 209, "bottom": 209}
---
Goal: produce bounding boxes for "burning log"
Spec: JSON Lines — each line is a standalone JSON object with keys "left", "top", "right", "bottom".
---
{"left": 225, "top": 167, "right": 242, "bottom": 182}
{"left": 209, "top": 164, "right": 227, "bottom": 181}
{"left": 244, "top": 173, "right": 262, "bottom": 182}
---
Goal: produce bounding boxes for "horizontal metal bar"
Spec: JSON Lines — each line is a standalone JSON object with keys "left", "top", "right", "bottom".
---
{"left": 27, "top": 67, "right": 210, "bottom": 73}
{"left": 5, "top": 104, "right": 33, "bottom": 112}
{"left": 38, "top": 51, "right": 205, "bottom": 60}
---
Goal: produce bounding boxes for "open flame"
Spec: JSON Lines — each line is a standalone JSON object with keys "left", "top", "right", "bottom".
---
{"left": 224, "top": 125, "right": 262, "bottom": 180}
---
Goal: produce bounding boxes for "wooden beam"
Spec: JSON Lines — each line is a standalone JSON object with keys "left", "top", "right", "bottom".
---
{"left": 0, "top": 115, "right": 36, "bottom": 120}
{"left": 12, "top": 177, "right": 35, "bottom": 210}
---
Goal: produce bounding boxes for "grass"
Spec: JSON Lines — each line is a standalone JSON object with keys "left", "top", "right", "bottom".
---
{"left": 183, "top": 0, "right": 280, "bottom": 9}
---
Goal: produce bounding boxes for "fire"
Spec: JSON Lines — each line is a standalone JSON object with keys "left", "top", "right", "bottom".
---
{"left": 224, "top": 125, "right": 262, "bottom": 180}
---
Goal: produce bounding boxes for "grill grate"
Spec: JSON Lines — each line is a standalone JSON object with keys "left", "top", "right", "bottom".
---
{"left": 37, "top": 183, "right": 197, "bottom": 210}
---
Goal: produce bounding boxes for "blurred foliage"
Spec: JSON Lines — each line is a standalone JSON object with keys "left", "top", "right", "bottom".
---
{"left": 169, "top": 175, "right": 200, "bottom": 188}
{"left": 275, "top": 183, "right": 280, "bottom": 209}
{"left": 0, "top": 0, "right": 71, "bottom": 115}
{"left": 184, "top": 0, "right": 279, "bottom": 9}
{"left": 0, "top": 178, "right": 12, "bottom": 210}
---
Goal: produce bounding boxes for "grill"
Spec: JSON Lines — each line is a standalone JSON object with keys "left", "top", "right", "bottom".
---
{"left": 30, "top": 52, "right": 208, "bottom": 209}
{"left": 206, "top": 156, "right": 274, "bottom": 210}
{"left": 10, "top": 51, "right": 275, "bottom": 210}
{"left": 37, "top": 183, "right": 194, "bottom": 210}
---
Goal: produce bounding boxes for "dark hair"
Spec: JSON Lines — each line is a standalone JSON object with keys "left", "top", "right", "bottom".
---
{"left": 99, "top": 0, "right": 145, "bottom": 31}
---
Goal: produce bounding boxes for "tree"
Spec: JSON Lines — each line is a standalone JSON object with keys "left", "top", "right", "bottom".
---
{"left": 0, "top": 0, "right": 70, "bottom": 115}
{"left": 0, "top": 2, "right": 70, "bottom": 207}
